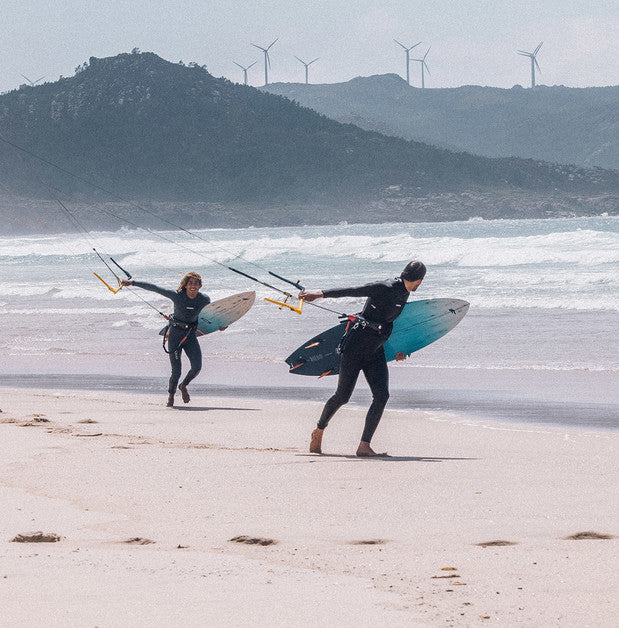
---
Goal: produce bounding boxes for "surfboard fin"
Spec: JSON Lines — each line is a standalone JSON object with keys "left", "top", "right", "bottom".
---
{"left": 264, "top": 296, "right": 304, "bottom": 315}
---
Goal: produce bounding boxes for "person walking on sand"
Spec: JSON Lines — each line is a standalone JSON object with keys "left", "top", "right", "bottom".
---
{"left": 298, "top": 260, "right": 426, "bottom": 457}
{"left": 121, "top": 272, "right": 211, "bottom": 407}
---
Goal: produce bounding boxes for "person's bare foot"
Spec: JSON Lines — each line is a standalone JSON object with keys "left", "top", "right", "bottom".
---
{"left": 356, "top": 441, "right": 388, "bottom": 457}
{"left": 310, "top": 428, "right": 323, "bottom": 453}
{"left": 179, "top": 383, "right": 190, "bottom": 403}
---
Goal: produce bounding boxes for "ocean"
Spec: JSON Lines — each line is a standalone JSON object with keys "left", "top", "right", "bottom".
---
{"left": 1, "top": 215, "right": 617, "bottom": 429}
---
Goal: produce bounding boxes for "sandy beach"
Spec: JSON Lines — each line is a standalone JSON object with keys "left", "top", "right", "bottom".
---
{"left": 0, "top": 387, "right": 616, "bottom": 626}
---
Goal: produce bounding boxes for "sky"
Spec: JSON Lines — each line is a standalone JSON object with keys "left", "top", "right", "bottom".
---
{"left": 2, "top": 1, "right": 617, "bottom": 94}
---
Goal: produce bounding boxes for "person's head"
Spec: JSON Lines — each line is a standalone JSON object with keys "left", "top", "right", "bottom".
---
{"left": 400, "top": 260, "right": 426, "bottom": 292}
{"left": 178, "top": 272, "right": 202, "bottom": 298}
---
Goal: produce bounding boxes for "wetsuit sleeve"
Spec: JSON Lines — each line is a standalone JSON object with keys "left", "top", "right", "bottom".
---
{"left": 322, "top": 282, "right": 388, "bottom": 300}
{"left": 131, "top": 281, "right": 178, "bottom": 300}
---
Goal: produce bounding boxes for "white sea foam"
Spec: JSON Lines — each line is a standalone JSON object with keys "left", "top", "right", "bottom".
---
{"left": 2, "top": 218, "right": 617, "bottom": 312}
{"left": 1, "top": 216, "right": 617, "bottom": 375}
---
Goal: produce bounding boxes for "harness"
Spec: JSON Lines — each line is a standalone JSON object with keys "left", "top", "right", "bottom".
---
{"left": 162, "top": 317, "right": 198, "bottom": 354}
{"left": 337, "top": 314, "right": 385, "bottom": 353}
{"left": 342, "top": 313, "right": 384, "bottom": 333}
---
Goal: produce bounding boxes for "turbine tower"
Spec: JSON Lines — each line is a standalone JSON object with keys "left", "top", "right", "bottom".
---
{"left": 20, "top": 74, "right": 45, "bottom": 86}
{"left": 251, "top": 39, "right": 278, "bottom": 85}
{"left": 393, "top": 40, "right": 421, "bottom": 85}
{"left": 517, "top": 42, "right": 543, "bottom": 88}
{"left": 233, "top": 60, "right": 257, "bottom": 85}
{"left": 294, "top": 56, "right": 319, "bottom": 84}
{"left": 412, "top": 47, "right": 431, "bottom": 88}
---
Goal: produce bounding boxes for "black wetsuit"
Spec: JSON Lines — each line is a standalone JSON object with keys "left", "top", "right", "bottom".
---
{"left": 133, "top": 281, "right": 211, "bottom": 394}
{"left": 317, "top": 277, "right": 410, "bottom": 443}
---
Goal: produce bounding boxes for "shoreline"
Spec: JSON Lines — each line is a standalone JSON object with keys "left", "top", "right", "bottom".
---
{"left": 0, "top": 387, "right": 616, "bottom": 625}
{"left": 2, "top": 367, "right": 617, "bottom": 432}
{"left": 1, "top": 206, "right": 617, "bottom": 237}
{"left": 2, "top": 198, "right": 618, "bottom": 239}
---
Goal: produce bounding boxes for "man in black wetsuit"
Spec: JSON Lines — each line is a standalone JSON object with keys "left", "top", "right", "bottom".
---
{"left": 122, "top": 272, "right": 211, "bottom": 407}
{"left": 299, "top": 260, "right": 426, "bottom": 457}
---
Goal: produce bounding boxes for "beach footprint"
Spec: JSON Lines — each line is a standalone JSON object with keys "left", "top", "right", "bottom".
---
{"left": 123, "top": 537, "right": 156, "bottom": 545}
{"left": 11, "top": 532, "right": 61, "bottom": 543}
{"left": 564, "top": 531, "right": 614, "bottom": 540}
{"left": 475, "top": 540, "right": 518, "bottom": 547}
{"left": 229, "top": 535, "right": 277, "bottom": 546}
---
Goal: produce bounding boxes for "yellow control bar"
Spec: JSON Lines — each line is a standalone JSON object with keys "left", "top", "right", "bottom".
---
{"left": 263, "top": 297, "right": 304, "bottom": 315}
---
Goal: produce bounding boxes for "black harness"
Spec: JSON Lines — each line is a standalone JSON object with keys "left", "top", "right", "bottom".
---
{"left": 162, "top": 317, "right": 198, "bottom": 354}
{"left": 337, "top": 314, "right": 385, "bottom": 353}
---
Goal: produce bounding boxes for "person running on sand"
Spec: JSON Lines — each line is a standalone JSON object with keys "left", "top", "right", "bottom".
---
{"left": 298, "top": 260, "right": 426, "bottom": 457}
{"left": 121, "top": 272, "right": 211, "bottom": 407}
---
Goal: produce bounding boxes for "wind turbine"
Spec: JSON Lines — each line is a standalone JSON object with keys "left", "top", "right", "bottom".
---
{"left": 394, "top": 40, "right": 421, "bottom": 85}
{"left": 294, "top": 56, "right": 319, "bottom": 84}
{"left": 20, "top": 74, "right": 45, "bottom": 86}
{"left": 233, "top": 60, "right": 257, "bottom": 85}
{"left": 411, "top": 47, "right": 431, "bottom": 88}
{"left": 251, "top": 38, "right": 278, "bottom": 85}
{"left": 517, "top": 42, "right": 543, "bottom": 88}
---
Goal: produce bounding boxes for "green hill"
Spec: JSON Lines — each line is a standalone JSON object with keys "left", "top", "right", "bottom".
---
{"left": 0, "top": 52, "right": 616, "bottom": 229}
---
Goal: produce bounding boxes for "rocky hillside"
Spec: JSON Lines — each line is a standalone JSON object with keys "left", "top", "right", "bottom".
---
{"left": 0, "top": 53, "right": 616, "bottom": 228}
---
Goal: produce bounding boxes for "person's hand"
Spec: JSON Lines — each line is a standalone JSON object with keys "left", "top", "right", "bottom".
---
{"left": 121, "top": 279, "right": 134, "bottom": 287}
{"left": 395, "top": 352, "right": 409, "bottom": 361}
{"left": 298, "top": 290, "right": 323, "bottom": 302}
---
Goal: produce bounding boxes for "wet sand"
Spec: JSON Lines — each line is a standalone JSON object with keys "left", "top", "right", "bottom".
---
{"left": 3, "top": 363, "right": 618, "bottom": 430}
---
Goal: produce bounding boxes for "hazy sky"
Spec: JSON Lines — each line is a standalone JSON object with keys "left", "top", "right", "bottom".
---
{"left": 2, "top": 1, "right": 617, "bottom": 94}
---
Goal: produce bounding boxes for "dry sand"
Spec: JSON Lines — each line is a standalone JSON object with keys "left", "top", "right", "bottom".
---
{"left": 0, "top": 387, "right": 616, "bottom": 626}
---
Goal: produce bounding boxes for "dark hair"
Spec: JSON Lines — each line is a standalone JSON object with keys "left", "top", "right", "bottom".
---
{"left": 401, "top": 260, "right": 426, "bottom": 282}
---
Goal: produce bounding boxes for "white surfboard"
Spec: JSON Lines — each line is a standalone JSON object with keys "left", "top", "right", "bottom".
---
{"left": 159, "top": 291, "right": 256, "bottom": 337}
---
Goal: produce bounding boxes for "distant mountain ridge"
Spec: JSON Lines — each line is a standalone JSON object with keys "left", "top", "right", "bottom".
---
{"left": 263, "top": 75, "right": 618, "bottom": 171}
{"left": 0, "top": 52, "right": 616, "bottom": 230}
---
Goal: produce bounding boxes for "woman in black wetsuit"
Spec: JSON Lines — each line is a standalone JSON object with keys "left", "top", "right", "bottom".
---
{"left": 299, "top": 260, "right": 426, "bottom": 457}
{"left": 121, "top": 272, "right": 211, "bottom": 407}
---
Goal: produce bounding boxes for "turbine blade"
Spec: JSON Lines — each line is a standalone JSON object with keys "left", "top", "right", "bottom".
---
{"left": 309, "top": 57, "right": 320, "bottom": 65}
{"left": 424, "top": 62, "right": 431, "bottom": 75}
{"left": 534, "top": 41, "right": 543, "bottom": 54}
{"left": 394, "top": 39, "right": 406, "bottom": 49}
{"left": 251, "top": 43, "right": 266, "bottom": 51}
{"left": 267, "top": 38, "right": 278, "bottom": 50}
{"left": 423, "top": 46, "right": 431, "bottom": 59}
{"left": 535, "top": 59, "right": 541, "bottom": 72}
{"left": 248, "top": 61, "right": 258, "bottom": 69}
{"left": 412, "top": 41, "right": 422, "bottom": 50}
{"left": 20, "top": 74, "right": 32, "bottom": 83}
{"left": 233, "top": 61, "right": 244, "bottom": 69}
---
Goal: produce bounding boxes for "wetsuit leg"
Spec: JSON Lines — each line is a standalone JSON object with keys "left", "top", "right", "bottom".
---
{"left": 167, "top": 327, "right": 185, "bottom": 394}
{"left": 180, "top": 333, "right": 202, "bottom": 388}
{"left": 317, "top": 352, "right": 363, "bottom": 430}
{"left": 360, "top": 348, "right": 390, "bottom": 443}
